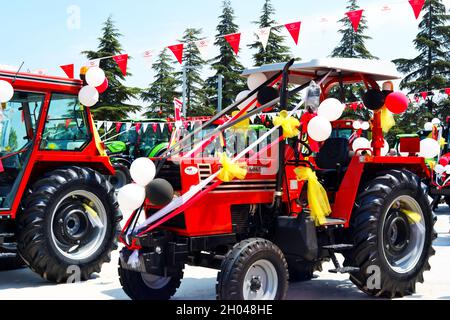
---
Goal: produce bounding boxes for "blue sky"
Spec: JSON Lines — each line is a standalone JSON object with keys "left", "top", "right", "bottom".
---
{"left": 1, "top": 0, "right": 449, "bottom": 90}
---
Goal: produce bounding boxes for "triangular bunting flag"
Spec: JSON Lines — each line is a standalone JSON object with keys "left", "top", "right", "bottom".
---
{"left": 86, "top": 59, "right": 101, "bottom": 68}
{"left": 152, "top": 123, "right": 158, "bottom": 133}
{"left": 60, "top": 64, "right": 74, "bottom": 78}
{"left": 421, "top": 92, "right": 428, "bottom": 100}
{"left": 284, "top": 22, "right": 301, "bottom": 45}
{"left": 194, "top": 39, "right": 212, "bottom": 61}
{"left": 168, "top": 44, "right": 184, "bottom": 64}
{"left": 142, "top": 123, "right": 149, "bottom": 133}
{"left": 445, "top": 88, "right": 450, "bottom": 96}
{"left": 116, "top": 122, "right": 122, "bottom": 133}
{"left": 168, "top": 122, "right": 174, "bottom": 132}
{"left": 96, "top": 121, "right": 104, "bottom": 130}
{"left": 224, "top": 33, "right": 241, "bottom": 55}
{"left": 159, "top": 123, "right": 166, "bottom": 132}
{"left": 249, "top": 115, "right": 256, "bottom": 124}
{"left": 125, "top": 122, "right": 133, "bottom": 131}
{"left": 113, "top": 54, "right": 129, "bottom": 76}
{"left": 346, "top": 10, "right": 364, "bottom": 32}
{"left": 135, "top": 123, "right": 142, "bottom": 133}
{"left": 255, "top": 27, "right": 271, "bottom": 50}
{"left": 409, "top": 0, "right": 425, "bottom": 19}
{"left": 105, "top": 122, "right": 113, "bottom": 131}
{"left": 142, "top": 50, "right": 154, "bottom": 68}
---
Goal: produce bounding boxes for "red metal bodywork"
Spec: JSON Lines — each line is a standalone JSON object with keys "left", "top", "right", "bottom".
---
{"left": 0, "top": 70, "right": 114, "bottom": 219}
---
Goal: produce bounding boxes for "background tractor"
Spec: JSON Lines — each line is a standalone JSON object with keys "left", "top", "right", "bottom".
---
{"left": 118, "top": 58, "right": 436, "bottom": 300}
{"left": 0, "top": 69, "right": 121, "bottom": 282}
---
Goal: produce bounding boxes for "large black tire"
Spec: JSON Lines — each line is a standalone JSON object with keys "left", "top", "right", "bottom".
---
{"left": 17, "top": 166, "right": 121, "bottom": 283}
{"left": 345, "top": 169, "right": 436, "bottom": 298}
{"left": 216, "top": 238, "right": 289, "bottom": 300}
{"left": 288, "top": 261, "right": 322, "bottom": 282}
{"left": 108, "top": 163, "right": 131, "bottom": 190}
{"left": 118, "top": 248, "right": 184, "bottom": 300}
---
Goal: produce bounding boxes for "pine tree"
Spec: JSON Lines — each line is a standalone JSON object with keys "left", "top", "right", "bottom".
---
{"left": 331, "top": 0, "right": 377, "bottom": 59}
{"left": 177, "top": 28, "right": 214, "bottom": 116}
{"left": 248, "top": 0, "right": 292, "bottom": 66}
{"left": 82, "top": 16, "right": 140, "bottom": 121}
{"left": 330, "top": 0, "right": 377, "bottom": 120}
{"left": 141, "top": 49, "right": 180, "bottom": 118}
{"left": 393, "top": 0, "right": 449, "bottom": 114}
{"left": 205, "top": 0, "right": 246, "bottom": 110}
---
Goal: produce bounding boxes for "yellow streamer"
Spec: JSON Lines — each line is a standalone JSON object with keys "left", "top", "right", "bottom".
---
{"left": 218, "top": 153, "right": 248, "bottom": 182}
{"left": 380, "top": 106, "right": 395, "bottom": 133}
{"left": 294, "top": 167, "right": 332, "bottom": 226}
{"left": 231, "top": 111, "right": 250, "bottom": 130}
{"left": 273, "top": 110, "right": 300, "bottom": 139}
{"left": 401, "top": 209, "right": 422, "bottom": 224}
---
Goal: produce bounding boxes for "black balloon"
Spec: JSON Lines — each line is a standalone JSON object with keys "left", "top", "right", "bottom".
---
{"left": 146, "top": 179, "right": 174, "bottom": 206}
{"left": 363, "top": 89, "right": 386, "bottom": 111}
{"left": 257, "top": 86, "right": 279, "bottom": 106}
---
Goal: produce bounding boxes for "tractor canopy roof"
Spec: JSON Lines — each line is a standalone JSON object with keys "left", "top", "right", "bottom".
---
{"left": 0, "top": 66, "right": 82, "bottom": 95}
{"left": 242, "top": 58, "right": 401, "bottom": 86}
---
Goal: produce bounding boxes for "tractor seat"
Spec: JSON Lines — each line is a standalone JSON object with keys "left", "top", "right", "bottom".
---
{"left": 315, "top": 138, "right": 351, "bottom": 191}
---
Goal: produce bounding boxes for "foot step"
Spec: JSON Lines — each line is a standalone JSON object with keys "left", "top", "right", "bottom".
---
{"left": 329, "top": 267, "right": 360, "bottom": 274}
{"left": 321, "top": 218, "right": 346, "bottom": 227}
{"left": 322, "top": 244, "right": 354, "bottom": 251}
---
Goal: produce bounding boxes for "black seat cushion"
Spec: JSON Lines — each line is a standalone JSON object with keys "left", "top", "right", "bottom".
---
{"left": 316, "top": 138, "right": 350, "bottom": 170}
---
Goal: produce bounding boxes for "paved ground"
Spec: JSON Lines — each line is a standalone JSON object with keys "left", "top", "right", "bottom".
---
{"left": 0, "top": 207, "right": 449, "bottom": 300}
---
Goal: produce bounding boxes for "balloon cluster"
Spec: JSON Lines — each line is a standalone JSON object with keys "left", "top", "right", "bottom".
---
{"left": 308, "top": 98, "right": 345, "bottom": 142}
{"left": 78, "top": 67, "right": 108, "bottom": 107}
{"left": 352, "top": 138, "right": 390, "bottom": 156}
{"left": 362, "top": 89, "right": 409, "bottom": 114}
{"left": 419, "top": 138, "right": 440, "bottom": 159}
{"left": 424, "top": 118, "right": 441, "bottom": 131}
{"left": 0, "top": 80, "right": 14, "bottom": 103}
{"left": 118, "top": 158, "right": 175, "bottom": 220}
{"left": 235, "top": 73, "right": 280, "bottom": 112}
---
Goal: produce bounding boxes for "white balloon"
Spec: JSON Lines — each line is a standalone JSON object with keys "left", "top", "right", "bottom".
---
{"left": 424, "top": 122, "right": 433, "bottom": 131}
{"left": 247, "top": 73, "right": 268, "bottom": 91}
{"left": 78, "top": 85, "right": 99, "bottom": 107}
{"left": 130, "top": 157, "right": 156, "bottom": 187}
{"left": 419, "top": 138, "right": 440, "bottom": 159}
{"left": 435, "top": 164, "right": 446, "bottom": 174}
{"left": 353, "top": 121, "right": 362, "bottom": 130}
{"left": 236, "top": 90, "right": 257, "bottom": 111}
{"left": 118, "top": 184, "right": 146, "bottom": 213}
{"left": 352, "top": 137, "right": 371, "bottom": 152}
{"left": 431, "top": 118, "right": 441, "bottom": 126}
{"left": 317, "top": 98, "right": 345, "bottom": 122}
{"left": 361, "top": 122, "right": 370, "bottom": 131}
{"left": 445, "top": 165, "right": 450, "bottom": 174}
{"left": 307, "top": 116, "right": 332, "bottom": 142}
{"left": 0, "top": 80, "right": 14, "bottom": 103}
{"left": 86, "top": 67, "right": 106, "bottom": 87}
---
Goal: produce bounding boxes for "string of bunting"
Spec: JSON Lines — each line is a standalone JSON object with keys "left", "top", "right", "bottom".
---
{"left": 58, "top": 0, "right": 430, "bottom": 78}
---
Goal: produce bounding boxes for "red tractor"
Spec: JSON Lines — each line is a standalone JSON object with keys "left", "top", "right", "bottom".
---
{"left": 118, "top": 59, "right": 436, "bottom": 300}
{"left": 0, "top": 68, "right": 120, "bottom": 282}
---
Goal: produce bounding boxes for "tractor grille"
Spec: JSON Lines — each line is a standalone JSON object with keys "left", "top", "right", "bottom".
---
{"left": 156, "top": 161, "right": 182, "bottom": 191}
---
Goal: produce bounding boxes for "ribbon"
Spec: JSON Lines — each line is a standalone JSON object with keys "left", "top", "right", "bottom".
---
{"left": 218, "top": 153, "right": 248, "bottom": 182}
{"left": 231, "top": 111, "right": 250, "bottom": 130}
{"left": 294, "top": 167, "right": 332, "bottom": 226}
{"left": 380, "top": 106, "right": 395, "bottom": 133}
{"left": 273, "top": 110, "right": 300, "bottom": 139}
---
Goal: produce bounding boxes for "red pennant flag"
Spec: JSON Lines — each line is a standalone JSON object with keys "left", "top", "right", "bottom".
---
{"left": 168, "top": 122, "right": 174, "bottom": 133}
{"left": 346, "top": 10, "right": 364, "bottom": 32}
{"left": 168, "top": 44, "right": 184, "bottom": 64}
{"left": 284, "top": 22, "right": 302, "bottom": 45}
{"left": 116, "top": 122, "right": 122, "bottom": 133}
{"left": 135, "top": 123, "right": 142, "bottom": 133}
{"left": 60, "top": 64, "right": 74, "bottom": 78}
{"left": 65, "top": 119, "right": 72, "bottom": 129}
{"left": 152, "top": 123, "right": 158, "bottom": 133}
{"left": 421, "top": 92, "right": 428, "bottom": 100}
{"left": 409, "top": 0, "right": 425, "bottom": 19}
{"left": 113, "top": 54, "right": 128, "bottom": 76}
{"left": 224, "top": 33, "right": 241, "bottom": 55}
{"left": 444, "top": 88, "right": 450, "bottom": 95}
{"left": 260, "top": 114, "right": 266, "bottom": 124}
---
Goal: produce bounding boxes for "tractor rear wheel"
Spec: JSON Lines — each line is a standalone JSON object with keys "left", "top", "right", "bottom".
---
{"left": 346, "top": 169, "right": 436, "bottom": 298}
{"left": 216, "top": 238, "right": 289, "bottom": 300}
{"left": 108, "top": 163, "right": 131, "bottom": 190}
{"left": 17, "top": 167, "right": 121, "bottom": 283}
{"left": 118, "top": 248, "right": 184, "bottom": 300}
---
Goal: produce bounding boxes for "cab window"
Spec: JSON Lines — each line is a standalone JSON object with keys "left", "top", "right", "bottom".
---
{"left": 40, "top": 94, "right": 90, "bottom": 151}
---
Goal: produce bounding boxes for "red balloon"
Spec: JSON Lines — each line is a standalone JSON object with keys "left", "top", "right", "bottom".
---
{"left": 385, "top": 92, "right": 409, "bottom": 114}
{"left": 96, "top": 78, "right": 109, "bottom": 94}
{"left": 440, "top": 153, "right": 450, "bottom": 166}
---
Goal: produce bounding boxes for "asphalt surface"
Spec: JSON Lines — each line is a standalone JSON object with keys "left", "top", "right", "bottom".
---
{"left": 0, "top": 206, "right": 448, "bottom": 300}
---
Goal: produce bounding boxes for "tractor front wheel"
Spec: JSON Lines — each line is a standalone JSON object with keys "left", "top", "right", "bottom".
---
{"left": 216, "top": 238, "right": 289, "bottom": 300}
{"left": 346, "top": 170, "right": 436, "bottom": 298}
{"left": 118, "top": 248, "right": 184, "bottom": 300}
{"left": 108, "top": 163, "right": 131, "bottom": 190}
{"left": 17, "top": 167, "right": 121, "bottom": 283}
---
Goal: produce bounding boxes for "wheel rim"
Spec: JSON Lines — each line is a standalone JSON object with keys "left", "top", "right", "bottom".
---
{"left": 243, "top": 259, "right": 278, "bottom": 300}
{"left": 51, "top": 190, "right": 108, "bottom": 261}
{"left": 141, "top": 273, "right": 171, "bottom": 289}
{"left": 382, "top": 195, "right": 426, "bottom": 274}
